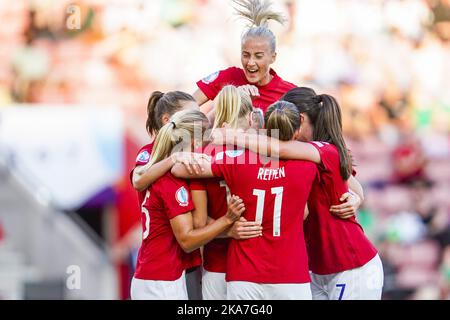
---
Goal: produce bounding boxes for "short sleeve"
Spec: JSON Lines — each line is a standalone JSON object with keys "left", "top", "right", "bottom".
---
{"left": 129, "top": 144, "right": 154, "bottom": 184}
{"left": 161, "top": 179, "right": 195, "bottom": 220}
{"left": 135, "top": 144, "right": 153, "bottom": 167}
{"left": 308, "top": 141, "right": 339, "bottom": 172}
{"left": 196, "top": 67, "right": 237, "bottom": 101}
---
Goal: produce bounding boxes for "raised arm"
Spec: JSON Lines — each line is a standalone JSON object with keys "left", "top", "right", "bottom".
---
{"left": 212, "top": 129, "right": 321, "bottom": 164}
{"left": 132, "top": 152, "right": 210, "bottom": 192}
{"left": 193, "top": 88, "right": 210, "bottom": 110}
{"left": 132, "top": 157, "right": 174, "bottom": 192}
{"left": 171, "top": 156, "right": 214, "bottom": 179}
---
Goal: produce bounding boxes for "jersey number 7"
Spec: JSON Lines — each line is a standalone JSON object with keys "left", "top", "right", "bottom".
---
{"left": 253, "top": 187, "right": 284, "bottom": 237}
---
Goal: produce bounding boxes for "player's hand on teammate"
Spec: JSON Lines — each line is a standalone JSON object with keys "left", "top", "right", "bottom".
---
{"left": 227, "top": 217, "right": 263, "bottom": 239}
{"left": 238, "top": 84, "right": 260, "bottom": 97}
{"left": 170, "top": 152, "right": 210, "bottom": 175}
{"left": 225, "top": 195, "right": 246, "bottom": 223}
{"left": 329, "top": 191, "right": 362, "bottom": 219}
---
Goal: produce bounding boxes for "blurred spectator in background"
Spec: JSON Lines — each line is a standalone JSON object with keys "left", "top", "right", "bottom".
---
{"left": 391, "top": 132, "right": 428, "bottom": 185}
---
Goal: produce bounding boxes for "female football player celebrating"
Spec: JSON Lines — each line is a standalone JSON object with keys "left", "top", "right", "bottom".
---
{"left": 190, "top": 85, "right": 264, "bottom": 300}
{"left": 126, "top": 91, "right": 206, "bottom": 285}
{"left": 173, "top": 101, "right": 319, "bottom": 300}
{"left": 194, "top": 0, "right": 296, "bottom": 115}
{"left": 130, "top": 89, "right": 262, "bottom": 299}
{"left": 131, "top": 109, "right": 246, "bottom": 300}
{"left": 212, "top": 87, "right": 384, "bottom": 300}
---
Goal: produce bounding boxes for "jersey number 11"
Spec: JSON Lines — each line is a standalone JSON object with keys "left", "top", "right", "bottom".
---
{"left": 253, "top": 187, "right": 284, "bottom": 237}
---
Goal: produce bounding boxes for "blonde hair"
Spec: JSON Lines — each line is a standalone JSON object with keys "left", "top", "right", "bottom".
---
{"left": 213, "top": 85, "right": 254, "bottom": 131}
{"left": 149, "top": 109, "right": 209, "bottom": 166}
{"left": 264, "top": 101, "right": 300, "bottom": 141}
{"left": 233, "top": 0, "right": 285, "bottom": 53}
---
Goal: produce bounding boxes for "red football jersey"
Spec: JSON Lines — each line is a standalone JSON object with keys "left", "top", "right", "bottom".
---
{"left": 305, "top": 142, "right": 378, "bottom": 275}
{"left": 190, "top": 145, "right": 230, "bottom": 273}
{"left": 130, "top": 143, "right": 154, "bottom": 206}
{"left": 211, "top": 148, "right": 318, "bottom": 283}
{"left": 134, "top": 172, "right": 200, "bottom": 280}
{"left": 196, "top": 67, "right": 296, "bottom": 114}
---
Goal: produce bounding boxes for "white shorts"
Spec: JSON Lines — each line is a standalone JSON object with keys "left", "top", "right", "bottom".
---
{"left": 227, "top": 281, "right": 312, "bottom": 300}
{"left": 130, "top": 271, "right": 188, "bottom": 300}
{"left": 310, "top": 254, "right": 384, "bottom": 300}
{"left": 202, "top": 270, "right": 227, "bottom": 300}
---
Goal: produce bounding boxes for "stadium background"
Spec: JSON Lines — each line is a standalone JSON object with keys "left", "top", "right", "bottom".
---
{"left": 0, "top": 0, "right": 449, "bottom": 300}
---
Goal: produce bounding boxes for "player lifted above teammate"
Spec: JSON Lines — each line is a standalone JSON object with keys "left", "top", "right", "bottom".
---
{"left": 194, "top": 0, "right": 296, "bottom": 115}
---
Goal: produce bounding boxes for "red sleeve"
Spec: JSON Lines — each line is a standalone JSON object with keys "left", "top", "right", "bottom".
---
{"left": 129, "top": 144, "right": 154, "bottom": 184}
{"left": 211, "top": 148, "right": 248, "bottom": 181}
{"left": 308, "top": 141, "right": 339, "bottom": 172}
{"left": 135, "top": 144, "right": 153, "bottom": 167}
{"left": 196, "top": 67, "right": 238, "bottom": 101}
{"left": 210, "top": 149, "right": 232, "bottom": 179}
{"left": 189, "top": 179, "right": 207, "bottom": 191}
{"left": 160, "top": 178, "right": 195, "bottom": 220}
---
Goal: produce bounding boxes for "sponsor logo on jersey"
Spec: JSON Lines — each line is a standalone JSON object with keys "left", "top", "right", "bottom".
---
{"left": 201, "top": 71, "right": 219, "bottom": 84}
{"left": 175, "top": 186, "right": 189, "bottom": 206}
{"left": 136, "top": 150, "right": 150, "bottom": 163}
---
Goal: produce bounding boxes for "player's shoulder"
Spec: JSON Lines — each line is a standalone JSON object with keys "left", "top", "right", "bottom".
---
{"left": 200, "top": 67, "right": 242, "bottom": 85}
{"left": 286, "top": 157, "right": 317, "bottom": 169}
{"left": 226, "top": 66, "right": 244, "bottom": 75}
{"left": 139, "top": 142, "right": 154, "bottom": 153}
{"left": 154, "top": 172, "right": 191, "bottom": 207}
{"left": 270, "top": 68, "right": 296, "bottom": 89}
{"left": 309, "top": 142, "right": 341, "bottom": 172}
{"left": 153, "top": 172, "right": 188, "bottom": 191}
{"left": 309, "top": 141, "right": 337, "bottom": 153}
{"left": 135, "top": 143, "right": 154, "bottom": 163}
{"left": 279, "top": 78, "right": 297, "bottom": 90}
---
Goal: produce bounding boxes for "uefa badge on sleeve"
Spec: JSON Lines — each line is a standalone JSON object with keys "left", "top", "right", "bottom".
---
{"left": 175, "top": 186, "right": 189, "bottom": 206}
{"left": 201, "top": 71, "right": 219, "bottom": 84}
{"left": 136, "top": 150, "right": 150, "bottom": 163}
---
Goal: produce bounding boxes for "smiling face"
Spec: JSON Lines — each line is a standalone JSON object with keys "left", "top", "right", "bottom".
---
{"left": 241, "top": 36, "right": 276, "bottom": 86}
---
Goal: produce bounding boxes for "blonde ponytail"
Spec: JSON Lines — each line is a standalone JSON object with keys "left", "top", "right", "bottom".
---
{"left": 149, "top": 109, "right": 209, "bottom": 166}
